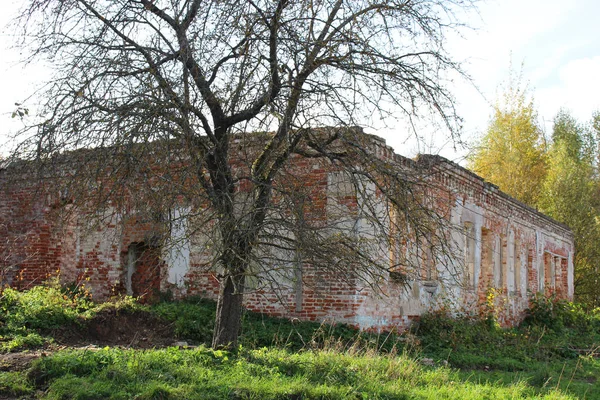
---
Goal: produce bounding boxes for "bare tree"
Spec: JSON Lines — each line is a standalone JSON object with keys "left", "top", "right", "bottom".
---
{"left": 10, "top": 0, "right": 475, "bottom": 348}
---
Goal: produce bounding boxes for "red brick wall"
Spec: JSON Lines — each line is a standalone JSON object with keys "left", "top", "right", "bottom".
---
{"left": 0, "top": 133, "right": 575, "bottom": 332}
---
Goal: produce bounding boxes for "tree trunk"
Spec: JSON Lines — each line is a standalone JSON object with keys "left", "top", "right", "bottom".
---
{"left": 212, "top": 273, "right": 246, "bottom": 349}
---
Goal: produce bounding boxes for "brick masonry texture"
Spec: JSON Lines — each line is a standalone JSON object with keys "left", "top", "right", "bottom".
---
{"left": 0, "top": 132, "right": 574, "bottom": 331}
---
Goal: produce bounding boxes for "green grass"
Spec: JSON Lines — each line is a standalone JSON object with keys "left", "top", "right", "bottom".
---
{"left": 0, "top": 371, "right": 34, "bottom": 397}
{"left": 1, "top": 284, "right": 599, "bottom": 398}
{"left": 18, "top": 346, "right": 574, "bottom": 399}
{"left": 152, "top": 296, "right": 401, "bottom": 352}
{"left": 412, "top": 295, "right": 600, "bottom": 399}
{"left": 0, "top": 281, "right": 140, "bottom": 352}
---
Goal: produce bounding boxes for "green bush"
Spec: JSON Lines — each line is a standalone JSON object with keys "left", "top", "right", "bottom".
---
{"left": 414, "top": 294, "right": 600, "bottom": 372}
{"left": 414, "top": 308, "right": 504, "bottom": 356}
{"left": 0, "top": 285, "right": 92, "bottom": 332}
{"left": 151, "top": 297, "right": 215, "bottom": 343}
{"left": 0, "top": 283, "right": 97, "bottom": 352}
{"left": 0, "top": 282, "right": 141, "bottom": 352}
{"left": 0, "top": 371, "right": 34, "bottom": 397}
{"left": 240, "top": 311, "right": 366, "bottom": 351}
{"left": 523, "top": 294, "right": 600, "bottom": 335}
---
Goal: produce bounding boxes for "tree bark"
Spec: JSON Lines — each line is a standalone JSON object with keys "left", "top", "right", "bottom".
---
{"left": 212, "top": 272, "right": 246, "bottom": 349}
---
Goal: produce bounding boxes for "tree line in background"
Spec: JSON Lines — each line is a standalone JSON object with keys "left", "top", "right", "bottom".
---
{"left": 469, "top": 74, "right": 600, "bottom": 308}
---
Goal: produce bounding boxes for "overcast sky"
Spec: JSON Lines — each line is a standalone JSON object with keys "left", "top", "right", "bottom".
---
{"left": 1, "top": 0, "right": 599, "bottom": 164}
{"left": 437, "top": 0, "right": 600, "bottom": 163}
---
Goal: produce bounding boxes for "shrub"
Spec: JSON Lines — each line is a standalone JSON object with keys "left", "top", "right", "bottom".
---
{"left": 523, "top": 294, "right": 600, "bottom": 335}
{"left": 0, "top": 371, "right": 34, "bottom": 397}
{"left": 0, "top": 281, "right": 139, "bottom": 352}
{"left": 151, "top": 297, "right": 215, "bottom": 343}
{"left": 414, "top": 307, "right": 504, "bottom": 355}
{"left": 0, "top": 283, "right": 97, "bottom": 351}
{"left": 1, "top": 285, "right": 88, "bottom": 331}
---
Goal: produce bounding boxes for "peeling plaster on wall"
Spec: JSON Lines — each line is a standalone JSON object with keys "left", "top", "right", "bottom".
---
{"left": 440, "top": 199, "right": 467, "bottom": 308}
{"left": 519, "top": 245, "right": 528, "bottom": 297}
{"left": 536, "top": 230, "right": 544, "bottom": 292}
{"left": 57, "top": 215, "right": 79, "bottom": 284}
{"left": 125, "top": 246, "right": 135, "bottom": 296}
{"left": 568, "top": 250, "right": 574, "bottom": 297}
{"left": 492, "top": 235, "right": 501, "bottom": 288}
{"left": 404, "top": 281, "right": 428, "bottom": 314}
{"left": 354, "top": 315, "right": 391, "bottom": 331}
{"left": 507, "top": 230, "right": 515, "bottom": 293}
{"left": 76, "top": 208, "right": 122, "bottom": 298}
{"left": 165, "top": 207, "right": 191, "bottom": 289}
{"left": 474, "top": 222, "right": 482, "bottom": 292}
{"left": 461, "top": 200, "right": 484, "bottom": 289}
{"left": 1, "top": 131, "right": 575, "bottom": 332}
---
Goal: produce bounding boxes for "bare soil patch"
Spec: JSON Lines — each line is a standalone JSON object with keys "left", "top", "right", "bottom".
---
{"left": 1, "top": 309, "right": 177, "bottom": 373}
{"left": 0, "top": 352, "right": 45, "bottom": 373}
{"left": 54, "top": 308, "right": 176, "bottom": 348}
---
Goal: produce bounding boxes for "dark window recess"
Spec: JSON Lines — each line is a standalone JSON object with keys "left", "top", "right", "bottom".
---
{"left": 125, "top": 242, "right": 161, "bottom": 301}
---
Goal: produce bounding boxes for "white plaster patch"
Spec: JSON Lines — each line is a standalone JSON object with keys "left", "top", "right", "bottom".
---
{"left": 353, "top": 315, "right": 390, "bottom": 331}
{"left": 165, "top": 207, "right": 191, "bottom": 288}
{"left": 568, "top": 250, "right": 574, "bottom": 297}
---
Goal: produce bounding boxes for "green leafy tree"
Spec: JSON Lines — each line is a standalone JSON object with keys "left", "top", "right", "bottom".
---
{"left": 539, "top": 110, "right": 600, "bottom": 307}
{"left": 469, "top": 77, "right": 547, "bottom": 207}
{"left": 593, "top": 111, "right": 600, "bottom": 167}
{"left": 551, "top": 109, "right": 597, "bottom": 163}
{"left": 551, "top": 110, "right": 584, "bottom": 160}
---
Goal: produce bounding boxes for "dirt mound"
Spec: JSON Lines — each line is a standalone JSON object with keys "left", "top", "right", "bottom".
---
{"left": 0, "top": 309, "right": 180, "bottom": 374}
{"left": 0, "top": 351, "right": 45, "bottom": 372}
{"left": 54, "top": 308, "right": 176, "bottom": 349}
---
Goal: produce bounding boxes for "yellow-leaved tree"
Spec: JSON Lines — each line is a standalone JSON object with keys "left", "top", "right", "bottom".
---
{"left": 539, "top": 110, "right": 600, "bottom": 306}
{"left": 469, "top": 77, "right": 547, "bottom": 207}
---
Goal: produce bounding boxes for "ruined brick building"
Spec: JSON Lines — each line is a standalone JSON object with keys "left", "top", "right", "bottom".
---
{"left": 0, "top": 131, "right": 574, "bottom": 330}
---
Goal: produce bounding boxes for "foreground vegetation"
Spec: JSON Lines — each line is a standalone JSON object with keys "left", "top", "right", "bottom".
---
{"left": 13, "top": 345, "right": 577, "bottom": 400}
{"left": 1, "top": 284, "right": 599, "bottom": 399}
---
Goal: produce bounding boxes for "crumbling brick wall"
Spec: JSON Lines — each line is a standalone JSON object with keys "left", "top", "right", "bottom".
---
{"left": 0, "top": 133, "right": 574, "bottom": 331}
